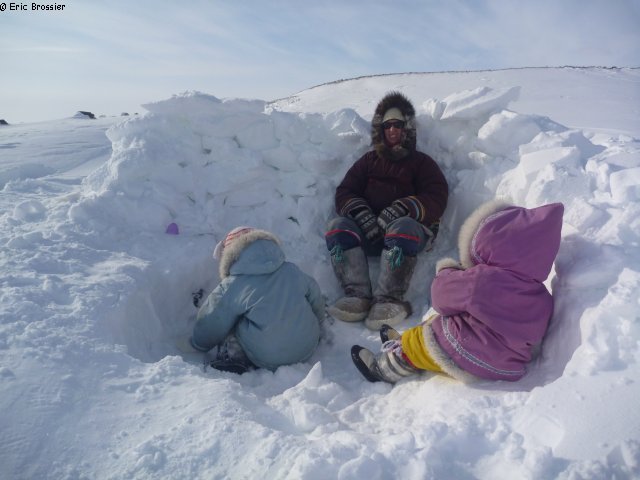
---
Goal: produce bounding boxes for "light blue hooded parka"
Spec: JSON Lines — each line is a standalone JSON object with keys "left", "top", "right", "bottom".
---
{"left": 191, "top": 230, "right": 324, "bottom": 371}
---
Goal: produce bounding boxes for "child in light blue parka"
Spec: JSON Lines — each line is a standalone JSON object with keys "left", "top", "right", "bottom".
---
{"left": 184, "top": 227, "right": 324, "bottom": 373}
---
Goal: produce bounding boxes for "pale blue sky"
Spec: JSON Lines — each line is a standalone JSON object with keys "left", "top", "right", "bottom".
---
{"left": 1, "top": 0, "right": 639, "bottom": 123}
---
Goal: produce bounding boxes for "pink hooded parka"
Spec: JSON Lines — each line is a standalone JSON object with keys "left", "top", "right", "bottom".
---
{"left": 423, "top": 200, "right": 564, "bottom": 382}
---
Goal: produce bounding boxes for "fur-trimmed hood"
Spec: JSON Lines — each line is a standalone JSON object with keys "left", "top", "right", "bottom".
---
{"left": 458, "top": 200, "right": 512, "bottom": 269}
{"left": 218, "top": 229, "right": 284, "bottom": 279}
{"left": 371, "top": 91, "right": 417, "bottom": 162}
{"left": 457, "top": 200, "right": 564, "bottom": 282}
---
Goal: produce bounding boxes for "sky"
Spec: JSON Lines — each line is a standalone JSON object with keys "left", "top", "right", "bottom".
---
{"left": 1, "top": 0, "right": 640, "bottom": 123}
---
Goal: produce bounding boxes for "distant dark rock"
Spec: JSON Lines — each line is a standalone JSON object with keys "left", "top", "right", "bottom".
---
{"left": 121, "top": 112, "right": 129, "bottom": 116}
{"left": 0, "top": 119, "right": 8, "bottom": 125}
{"left": 74, "top": 111, "right": 96, "bottom": 119}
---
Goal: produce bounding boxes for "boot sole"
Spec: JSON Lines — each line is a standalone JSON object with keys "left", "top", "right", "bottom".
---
{"left": 365, "top": 310, "right": 407, "bottom": 331}
{"left": 327, "top": 306, "right": 368, "bottom": 322}
{"left": 209, "top": 360, "right": 251, "bottom": 375}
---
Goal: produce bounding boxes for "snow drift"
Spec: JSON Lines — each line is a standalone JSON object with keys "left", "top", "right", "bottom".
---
{"left": 1, "top": 68, "right": 639, "bottom": 479}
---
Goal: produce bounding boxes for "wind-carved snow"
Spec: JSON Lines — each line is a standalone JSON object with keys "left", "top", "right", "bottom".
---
{"left": 1, "top": 69, "right": 639, "bottom": 479}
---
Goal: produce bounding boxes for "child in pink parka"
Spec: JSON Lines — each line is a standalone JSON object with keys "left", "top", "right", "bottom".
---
{"left": 352, "top": 200, "right": 564, "bottom": 383}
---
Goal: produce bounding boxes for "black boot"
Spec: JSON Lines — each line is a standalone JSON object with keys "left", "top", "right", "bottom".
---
{"left": 208, "top": 336, "right": 254, "bottom": 374}
{"left": 380, "top": 324, "right": 401, "bottom": 343}
{"left": 351, "top": 340, "right": 420, "bottom": 383}
{"left": 209, "top": 357, "right": 253, "bottom": 375}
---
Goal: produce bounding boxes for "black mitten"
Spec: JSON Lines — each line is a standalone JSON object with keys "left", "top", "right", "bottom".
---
{"left": 377, "top": 202, "right": 408, "bottom": 230}
{"left": 352, "top": 208, "right": 382, "bottom": 243}
{"left": 192, "top": 288, "right": 205, "bottom": 308}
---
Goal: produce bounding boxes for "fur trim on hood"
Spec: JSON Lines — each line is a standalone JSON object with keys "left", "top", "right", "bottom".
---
{"left": 218, "top": 229, "right": 282, "bottom": 279}
{"left": 371, "top": 91, "right": 417, "bottom": 162}
{"left": 456, "top": 198, "right": 564, "bottom": 282}
{"left": 458, "top": 199, "right": 512, "bottom": 269}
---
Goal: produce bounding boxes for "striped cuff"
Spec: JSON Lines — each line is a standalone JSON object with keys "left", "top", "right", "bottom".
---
{"left": 396, "top": 196, "right": 426, "bottom": 223}
{"left": 340, "top": 197, "right": 370, "bottom": 217}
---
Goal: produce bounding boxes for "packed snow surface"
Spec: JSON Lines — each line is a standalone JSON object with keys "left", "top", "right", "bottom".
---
{"left": 1, "top": 67, "right": 640, "bottom": 479}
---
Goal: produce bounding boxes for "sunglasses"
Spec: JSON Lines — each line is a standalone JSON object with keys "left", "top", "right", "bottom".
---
{"left": 383, "top": 120, "right": 405, "bottom": 130}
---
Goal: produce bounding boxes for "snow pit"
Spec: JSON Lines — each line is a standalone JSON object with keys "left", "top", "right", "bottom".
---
{"left": 70, "top": 88, "right": 613, "bottom": 373}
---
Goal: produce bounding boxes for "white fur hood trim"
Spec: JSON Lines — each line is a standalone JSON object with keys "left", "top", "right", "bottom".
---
{"left": 458, "top": 199, "right": 512, "bottom": 269}
{"left": 218, "top": 229, "right": 281, "bottom": 279}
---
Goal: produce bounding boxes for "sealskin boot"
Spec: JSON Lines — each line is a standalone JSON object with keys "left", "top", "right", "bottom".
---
{"left": 365, "top": 247, "right": 417, "bottom": 330}
{"left": 327, "top": 246, "right": 372, "bottom": 322}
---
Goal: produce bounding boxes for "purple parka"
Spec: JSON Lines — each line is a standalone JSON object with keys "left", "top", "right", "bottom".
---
{"left": 422, "top": 200, "right": 564, "bottom": 382}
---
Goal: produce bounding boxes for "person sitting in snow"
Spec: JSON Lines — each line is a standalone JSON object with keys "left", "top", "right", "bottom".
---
{"left": 351, "top": 200, "right": 564, "bottom": 383}
{"left": 325, "top": 91, "right": 448, "bottom": 330}
{"left": 179, "top": 227, "right": 325, "bottom": 373}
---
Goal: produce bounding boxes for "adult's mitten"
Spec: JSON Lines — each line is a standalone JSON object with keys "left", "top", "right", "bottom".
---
{"left": 377, "top": 201, "right": 408, "bottom": 230}
{"left": 352, "top": 208, "right": 382, "bottom": 243}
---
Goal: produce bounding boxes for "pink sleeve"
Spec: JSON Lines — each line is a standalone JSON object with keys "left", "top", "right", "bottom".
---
{"left": 430, "top": 267, "right": 478, "bottom": 316}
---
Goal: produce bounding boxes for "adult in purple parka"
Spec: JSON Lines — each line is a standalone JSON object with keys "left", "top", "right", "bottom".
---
{"left": 351, "top": 200, "right": 565, "bottom": 384}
